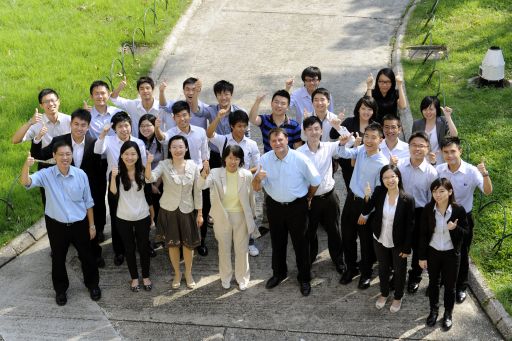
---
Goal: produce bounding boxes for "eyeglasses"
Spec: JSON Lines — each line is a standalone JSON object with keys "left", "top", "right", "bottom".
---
{"left": 304, "top": 77, "right": 319, "bottom": 83}
{"left": 410, "top": 143, "right": 428, "bottom": 149}
{"left": 378, "top": 80, "right": 391, "bottom": 84}
{"left": 383, "top": 175, "right": 398, "bottom": 180}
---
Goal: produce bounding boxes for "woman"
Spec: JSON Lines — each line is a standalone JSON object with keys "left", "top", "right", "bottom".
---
{"left": 412, "top": 96, "right": 458, "bottom": 165}
{"left": 145, "top": 135, "right": 203, "bottom": 289}
{"left": 138, "top": 114, "right": 164, "bottom": 247}
{"left": 366, "top": 68, "right": 407, "bottom": 123}
{"left": 360, "top": 165, "right": 415, "bottom": 312}
{"left": 110, "top": 141, "right": 154, "bottom": 292}
{"left": 419, "top": 178, "right": 468, "bottom": 331}
{"left": 200, "top": 145, "right": 256, "bottom": 291}
{"left": 330, "top": 96, "right": 377, "bottom": 189}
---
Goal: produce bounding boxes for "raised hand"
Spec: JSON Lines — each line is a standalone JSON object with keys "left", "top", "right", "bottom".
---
{"left": 396, "top": 73, "right": 404, "bottom": 87}
{"left": 427, "top": 152, "right": 437, "bottom": 164}
{"left": 36, "top": 123, "right": 48, "bottom": 140}
{"left": 364, "top": 181, "right": 372, "bottom": 198}
{"left": 256, "top": 94, "right": 266, "bottom": 102}
{"left": 337, "top": 109, "right": 346, "bottom": 122}
{"left": 83, "top": 100, "right": 92, "bottom": 112}
{"left": 26, "top": 152, "right": 35, "bottom": 167}
{"left": 118, "top": 76, "right": 127, "bottom": 90}
{"left": 217, "top": 108, "right": 229, "bottom": 119}
{"left": 255, "top": 164, "right": 266, "bottom": 181}
{"left": 159, "top": 80, "right": 168, "bottom": 92}
{"left": 447, "top": 219, "right": 458, "bottom": 230}
{"left": 354, "top": 132, "right": 362, "bottom": 147}
{"left": 338, "top": 134, "right": 351, "bottom": 145}
{"left": 146, "top": 151, "right": 154, "bottom": 165}
{"left": 303, "top": 108, "right": 311, "bottom": 120}
{"left": 329, "top": 117, "right": 342, "bottom": 131}
{"left": 366, "top": 73, "right": 374, "bottom": 89}
{"left": 390, "top": 155, "right": 399, "bottom": 166}
{"left": 285, "top": 76, "right": 294, "bottom": 91}
{"left": 111, "top": 166, "right": 119, "bottom": 178}
{"left": 195, "top": 79, "right": 202, "bottom": 93}
{"left": 441, "top": 106, "right": 453, "bottom": 118}
{"left": 477, "top": 159, "right": 488, "bottom": 176}
{"left": 30, "top": 108, "right": 43, "bottom": 125}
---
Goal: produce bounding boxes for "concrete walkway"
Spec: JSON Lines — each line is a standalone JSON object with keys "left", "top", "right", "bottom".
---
{"left": 0, "top": 0, "right": 504, "bottom": 340}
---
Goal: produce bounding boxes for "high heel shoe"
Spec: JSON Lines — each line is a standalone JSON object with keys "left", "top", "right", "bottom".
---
{"left": 185, "top": 273, "right": 196, "bottom": 289}
{"left": 143, "top": 278, "right": 153, "bottom": 291}
{"left": 130, "top": 280, "right": 140, "bottom": 292}
{"left": 172, "top": 274, "right": 181, "bottom": 289}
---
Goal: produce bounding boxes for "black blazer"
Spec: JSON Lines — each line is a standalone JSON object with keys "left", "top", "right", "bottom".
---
{"left": 31, "top": 134, "right": 102, "bottom": 194}
{"left": 418, "top": 202, "right": 468, "bottom": 260}
{"left": 362, "top": 186, "right": 415, "bottom": 254}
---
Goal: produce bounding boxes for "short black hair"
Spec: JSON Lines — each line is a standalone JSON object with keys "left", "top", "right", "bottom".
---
{"left": 137, "top": 76, "right": 155, "bottom": 90}
{"left": 171, "top": 100, "right": 190, "bottom": 115}
{"left": 440, "top": 136, "right": 461, "bottom": 150}
{"left": 228, "top": 110, "right": 249, "bottom": 127}
{"left": 182, "top": 77, "right": 198, "bottom": 89}
{"left": 111, "top": 111, "right": 132, "bottom": 130}
{"left": 301, "top": 66, "right": 322, "bottom": 82}
{"left": 38, "top": 88, "right": 59, "bottom": 104}
{"left": 408, "top": 131, "right": 430, "bottom": 147}
{"left": 420, "top": 96, "right": 442, "bottom": 117}
{"left": 382, "top": 114, "right": 401, "bottom": 126}
{"left": 221, "top": 145, "right": 245, "bottom": 168}
{"left": 71, "top": 108, "right": 92, "bottom": 124}
{"left": 213, "top": 80, "right": 234, "bottom": 96}
{"left": 52, "top": 139, "right": 73, "bottom": 154}
{"left": 89, "top": 80, "right": 110, "bottom": 95}
{"left": 271, "top": 89, "right": 290, "bottom": 105}
{"left": 311, "top": 87, "right": 330, "bottom": 102}
{"left": 364, "top": 122, "right": 384, "bottom": 138}
{"left": 168, "top": 135, "right": 191, "bottom": 160}
{"left": 302, "top": 116, "right": 322, "bottom": 130}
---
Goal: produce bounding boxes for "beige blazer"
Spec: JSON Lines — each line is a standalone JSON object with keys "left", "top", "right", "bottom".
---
{"left": 202, "top": 168, "right": 257, "bottom": 235}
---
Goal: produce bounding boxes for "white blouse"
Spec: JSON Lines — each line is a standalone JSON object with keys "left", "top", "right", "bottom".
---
{"left": 375, "top": 193, "right": 397, "bottom": 248}
{"left": 117, "top": 181, "right": 150, "bottom": 221}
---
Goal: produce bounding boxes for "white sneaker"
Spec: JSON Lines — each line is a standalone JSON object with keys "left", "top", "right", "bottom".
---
{"left": 375, "top": 295, "right": 388, "bottom": 310}
{"left": 248, "top": 244, "right": 259, "bottom": 257}
{"left": 238, "top": 282, "right": 247, "bottom": 291}
{"left": 221, "top": 280, "right": 231, "bottom": 289}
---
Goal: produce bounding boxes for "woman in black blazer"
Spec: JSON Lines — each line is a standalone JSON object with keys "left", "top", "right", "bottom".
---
{"left": 419, "top": 178, "right": 468, "bottom": 331}
{"left": 360, "top": 165, "right": 415, "bottom": 313}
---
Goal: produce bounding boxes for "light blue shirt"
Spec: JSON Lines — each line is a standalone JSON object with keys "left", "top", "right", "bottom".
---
{"left": 162, "top": 100, "right": 208, "bottom": 129}
{"left": 27, "top": 166, "right": 94, "bottom": 223}
{"left": 338, "top": 145, "right": 389, "bottom": 198}
{"left": 88, "top": 106, "right": 122, "bottom": 139}
{"left": 290, "top": 86, "right": 334, "bottom": 123}
{"left": 260, "top": 148, "right": 321, "bottom": 203}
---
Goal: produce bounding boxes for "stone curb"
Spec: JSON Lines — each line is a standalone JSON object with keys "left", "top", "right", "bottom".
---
{"left": 150, "top": 0, "right": 204, "bottom": 82}
{"left": 393, "top": 1, "right": 512, "bottom": 340}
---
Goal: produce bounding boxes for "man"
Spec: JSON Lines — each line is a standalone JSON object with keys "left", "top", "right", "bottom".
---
{"left": 110, "top": 76, "right": 174, "bottom": 134}
{"left": 207, "top": 109, "right": 261, "bottom": 256}
{"left": 338, "top": 122, "right": 389, "bottom": 289}
{"left": 94, "top": 112, "right": 147, "bottom": 266}
{"left": 20, "top": 140, "right": 101, "bottom": 306}
{"left": 252, "top": 128, "right": 321, "bottom": 296}
{"left": 300, "top": 88, "right": 341, "bottom": 142}
{"left": 397, "top": 131, "right": 438, "bottom": 293}
{"left": 437, "top": 136, "right": 493, "bottom": 303}
{"left": 31, "top": 109, "right": 106, "bottom": 268}
{"left": 159, "top": 77, "right": 208, "bottom": 129}
{"left": 249, "top": 90, "right": 302, "bottom": 153}
{"left": 86, "top": 80, "right": 122, "bottom": 139}
{"left": 285, "top": 66, "right": 334, "bottom": 124}
{"left": 12, "top": 88, "right": 71, "bottom": 147}
{"left": 380, "top": 114, "right": 410, "bottom": 162}
{"left": 298, "top": 117, "right": 345, "bottom": 274}
{"left": 155, "top": 101, "right": 211, "bottom": 256}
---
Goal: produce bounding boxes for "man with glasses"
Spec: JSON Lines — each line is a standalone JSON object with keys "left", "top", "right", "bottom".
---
{"left": 380, "top": 114, "right": 409, "bottom": 163}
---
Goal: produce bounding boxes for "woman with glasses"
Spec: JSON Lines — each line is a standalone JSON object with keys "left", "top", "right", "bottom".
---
{"left": 365, "top": 68, "right": 407, "bottom": 123}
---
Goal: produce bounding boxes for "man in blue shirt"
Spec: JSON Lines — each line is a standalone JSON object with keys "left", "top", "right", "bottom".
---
{"left": 21, "top": 140, "right": 101, "bottom": 306}
{"left": 252, "top": 128, "right": 321, "bottom": 296}
{"left": 337, "top": 122, "right": 388, "bottom": 289}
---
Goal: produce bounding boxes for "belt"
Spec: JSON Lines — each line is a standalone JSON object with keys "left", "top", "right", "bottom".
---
{"left": 315, "top": 188, "right": 334, "bottom": 199}
{"left": 270, "top": 196, "right": 306, "bottom": 206}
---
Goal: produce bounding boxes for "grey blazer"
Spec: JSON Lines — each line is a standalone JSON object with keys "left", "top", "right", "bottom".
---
{"left": 411, "top": 116, "right": 450, "bottom": 145}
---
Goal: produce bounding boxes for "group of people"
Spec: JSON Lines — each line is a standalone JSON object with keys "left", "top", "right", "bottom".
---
{"left": 14, "top": 65, "right": 492, "bottom": 332}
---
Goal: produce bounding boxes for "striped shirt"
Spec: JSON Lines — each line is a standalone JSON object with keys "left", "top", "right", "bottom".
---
{"left": 259, "top": 114, "right": 301, "bottom": 153}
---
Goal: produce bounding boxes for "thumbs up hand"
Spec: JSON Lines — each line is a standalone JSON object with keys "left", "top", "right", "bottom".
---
{"left": 26, "top": 152, "right": 35, "bottom": 167}
{"left": 364, "top": 181, "right": 372, "bottom": 198}
{"left": 447, "top": 219, "right": 458, "bottom": 230}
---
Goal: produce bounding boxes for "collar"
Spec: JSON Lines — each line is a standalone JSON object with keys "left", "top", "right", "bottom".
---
{"left": 271, "top": 148, "right": 291, "bottom": 162}
{"left": 72, "top": 136, "right": 86, "bottom": 146}
{"left": 115, "top": 135, "right": 132, "bottom": 144}
{"left": 434, "top": 204, "right": 452, "bottom": 217}
{"left": 43, "top": 113, "right": 63, "bottom": 125}
{"left": 52, "top": 165, "right": 75, "bottom": 178}
{"left": 227, "top": 133, "right": 246, "bottom": 144}
{"left": 406, "top": 157, "right": 429, "bottom": 172}
{"left": 136, "top": 98, "right": 159, "bottom": 114}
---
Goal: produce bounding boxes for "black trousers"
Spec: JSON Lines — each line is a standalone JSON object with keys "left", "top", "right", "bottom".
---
{"left": 308, "top": 189, "right": 344, "bottom": 267}
{"left": 456, "top": 212, "right": 474, "bottom": 292}
{"left": 107, "top": 190, "right": 125, "bottom": 256}
{"left": 117, "top": 216, "right": 151, "bottom": 279}
{"left": 267, "top": 195, "right": 311, "bottom": 282}
{"left": 89, "top": 159, "right": 108, "bottom": 260}
{"left": 45, "top": 216, "right": 99, "bottom": 294}
{"left": 337, "top": 158, "right": 354, "bottom": 191}
{"left": 374, "top": 239, "right": 407, "bottom": 299}
{"left": 200, "top": 188, "right": 211, "bottom": 243}
{"left": 408, "top": 207, "right": 424, "bottom": 283}
{"left": 427, "top": 247, "right": 460, "bottom": 312}
{"left": 341, "top": 191, "right": 375, "bottom": 277}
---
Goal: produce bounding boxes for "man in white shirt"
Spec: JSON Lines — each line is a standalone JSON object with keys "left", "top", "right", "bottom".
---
{"left": 380, "top": 114, "right": 409, "bottom": 162}
{"left": 300, "top": 88, "right": 341, "bottom": 142}
{"left": 437, "top": 136, "right": 492, "bottom": 304}
{"left": 298, "top": 116, "right": 345, "bottom": 274}
{"left": 155, "top": 101, "right": 211, "bottom": 257}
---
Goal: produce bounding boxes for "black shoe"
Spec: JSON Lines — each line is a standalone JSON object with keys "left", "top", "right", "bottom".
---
{"left": 56, "top": 292, "right": 67, "bottom": 306}
{"left": 358, "top": 277, "right": 371, "bottom": 290}
{"left": 114, "top": 254, "right": 124, "bottom": 266}
{"left": 149, "top": 247, "right": 157, "bottom": 258}
{"left": 335, "top": 263, "right": 346, "bottom": 275}
{"left": 265, "top": 275, "right": 287, "bottom": 289}
{"left": 389, "top": 275, "right": 395, "bottom": 291}
{"left": 90, "top": 287, "right": 102, "bottom": 301}
{"left": 300, "top": 282, "right": 311, "bottom": 296}
{"left": 442, "top": 311, "right": 453, "bottom": 331}
{"left": 407, "top": 281, "right": 420, "bottom": 294}
{"left": 339, "top": 268, "right": 359, "bottom": 285}
{"left": 96, "top": 257, "right": 106, "bottom": 269}
{"left": 426, "top": 310, "right": 439, "bottom": 327}
{"left": 258, "top": 226, "right": 270, "bottom": 237}
{"left": 196, "top": 245, "right": 208, "bottom": 256}
{"left": 456, "top": 290, "right": 467, "bottom": 304}
{"left": 96, "top": 231, "right": 105, "bottom": 243}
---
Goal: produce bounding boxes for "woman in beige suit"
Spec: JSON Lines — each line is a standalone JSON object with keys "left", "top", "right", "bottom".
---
{"left": 200, "top": 145, "right": 256, "bottom": 291}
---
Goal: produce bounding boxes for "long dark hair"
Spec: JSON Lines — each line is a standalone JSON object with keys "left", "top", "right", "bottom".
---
{"left": 118, "top": 141, "right": 145, "bottom": 191}
{"left": 429, "top": 177, "right": 456, "bottom": 206}
{"left": 138, "top": 114, "right": 162, "bottom": 155}
{"left": 379, "top": 165, "right": 404, "bottom": 194}
{"left": 168, "top": 135, "right": 191, "bottom": 160}
{"left": 353, "top": 96, "right": 378, "bottom": 122}
{"left": 375, "top": 68, "right": 397, "bottom": 95}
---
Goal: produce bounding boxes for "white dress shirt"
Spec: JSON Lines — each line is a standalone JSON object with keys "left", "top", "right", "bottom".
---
{"left": 430, "top": 204, "right": 454, "bottom": 251}
{"left": 24, "top": 113, "right": 71, "bottom": 148}
{"left": 375, "top": 194, "right": 397, "bottom": 248}
{"left": 297, "top": 141, "right": 339, "bottom": 195}
{"left": 300, "top": 111, "right": 337, "bottom": 142}
{"left": 209, "top": 133, "right": 260, "bottom": 170}
{"left": 163, "top": 100, "right": 208, "bottom": 129}
{"left": 94, "top": 135, "right": 147, "bottom": 179}
{"left": 379, "top": 139, "right": 410, "bottom": 161}
{"left": 88, "top": 106, "right": 122, "bottom": 139}
{"left": 436, "top": 160, "right": 484, "bottom": 212}
{"left": 397, "top": 157, "right": 438, "bottom": 208}
{"left": 162, "top": 126, "right": 209, "bottom": 166}
{"left": 289, "top": 87, "right": 334, "bottom": 123}
{"left": 72, "top": 137, "right": 85, "bottom": 169}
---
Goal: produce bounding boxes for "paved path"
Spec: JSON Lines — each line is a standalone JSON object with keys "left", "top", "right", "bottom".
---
{"left": 0, "top": 0, "right": 504, "bottom": 340}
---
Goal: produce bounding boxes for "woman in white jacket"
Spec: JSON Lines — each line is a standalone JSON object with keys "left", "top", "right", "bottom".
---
{"left": 200, "top": 145, "right": 256, "bottom": 291}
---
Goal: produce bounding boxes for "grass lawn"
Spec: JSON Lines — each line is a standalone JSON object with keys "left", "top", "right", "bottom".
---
{"left": 0, "top": 0, "right": 189, "bottom": 246}
{"left": 402, "top": 0, "right": 512, "bottom": 314}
